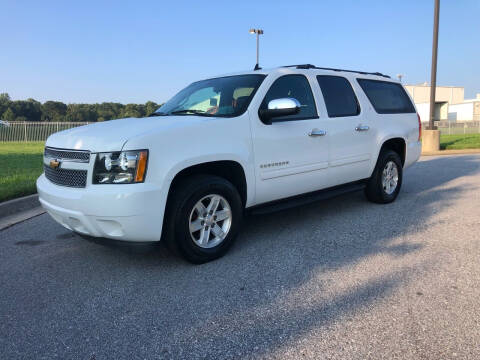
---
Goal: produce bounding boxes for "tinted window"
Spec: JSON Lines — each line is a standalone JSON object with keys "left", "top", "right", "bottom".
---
{"left": 317, "top": 76, "right": 360, "bottom": 117}
{"left": 357, "top": 79, "right": 415, "bottom": 114}
{"left": 260, "top": 75, "right": 317, "bottom": 122}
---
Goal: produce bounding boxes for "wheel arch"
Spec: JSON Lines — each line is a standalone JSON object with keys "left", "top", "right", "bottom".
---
{"left": 166, "top": 160, "right": 249, "bottom": 208}
{"left": 368, "top": 137, "right": 406, "bottom": 178}
{"left": 378, "top": 137, "right": 406, "bottom": 166}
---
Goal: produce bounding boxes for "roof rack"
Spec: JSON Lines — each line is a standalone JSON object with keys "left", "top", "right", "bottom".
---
{"left": 282, "top": 64, "right": 390, "bottom": 79}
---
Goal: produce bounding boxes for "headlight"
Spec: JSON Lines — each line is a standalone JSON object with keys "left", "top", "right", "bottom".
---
{"left": 93, "top": 150, "right": 148, "bottom": 184}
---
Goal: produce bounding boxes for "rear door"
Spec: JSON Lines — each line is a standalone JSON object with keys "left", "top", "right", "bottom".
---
{"left": 316, "top": 75, "right": 376, "bottom": 184}
{"left": 249, "top": 74, "right": 330, "bottom": 205}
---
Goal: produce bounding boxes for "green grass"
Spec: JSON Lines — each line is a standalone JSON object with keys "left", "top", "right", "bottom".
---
{"left": 440, "top": 133, "right": 480, "bottom": 150}
{"left": 0, "top": 142, "right": 44, "bottom": 202}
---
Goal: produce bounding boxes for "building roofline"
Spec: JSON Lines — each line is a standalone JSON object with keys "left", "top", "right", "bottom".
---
{"left": 404, "top": 84, "right": 465, "bottom": 89}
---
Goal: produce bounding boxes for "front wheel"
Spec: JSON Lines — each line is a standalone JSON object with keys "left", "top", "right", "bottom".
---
{"left": 365, "top": 150, "right": 403, "bottom": 204}
{"left": 164, "top": 175, "right": 243, "bottom": 264}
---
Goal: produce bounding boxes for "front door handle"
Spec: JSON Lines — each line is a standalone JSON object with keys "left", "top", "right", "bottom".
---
{"left": 308, "top": 129, "right": 327, "bottom": 137}
{"left": 355, "top": 125, "right": 370, "bottom": 132}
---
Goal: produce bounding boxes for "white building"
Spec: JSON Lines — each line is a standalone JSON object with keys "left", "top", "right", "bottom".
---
{"left": 404, "top": 84, "right": 480, "bottom": 122}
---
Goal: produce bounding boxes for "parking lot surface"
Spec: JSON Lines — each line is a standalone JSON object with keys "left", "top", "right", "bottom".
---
{"left": 1, "top": 155, "right": 479, "bottom": 359}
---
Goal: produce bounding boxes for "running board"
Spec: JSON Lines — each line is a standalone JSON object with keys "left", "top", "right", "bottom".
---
{"left": 248, "top": 181, "right": 366, "bottom": 216}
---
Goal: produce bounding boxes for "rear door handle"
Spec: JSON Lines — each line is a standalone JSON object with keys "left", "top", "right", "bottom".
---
{"left": 355, "top": 125, "right": 370, "bottom": 132}
{"left": 308, "top": 129, "right": 327, "bottom": 137}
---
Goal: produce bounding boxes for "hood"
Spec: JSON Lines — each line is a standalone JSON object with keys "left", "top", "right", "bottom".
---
{"left": 45, "top": 116, "right": 200, "bottom": 152}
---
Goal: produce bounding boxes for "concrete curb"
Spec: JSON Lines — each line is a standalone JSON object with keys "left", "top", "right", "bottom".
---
{"left": 0, "top": 194, "right": 40, "bottom": 218}
{"left": 422, "top": 149, "right": 480, "bottom": 156}
{"left": 0, "top": 194, "right": 45, "bottom": 230}
{"left": 0, "top": 207, "right": 46, "bottom": 231}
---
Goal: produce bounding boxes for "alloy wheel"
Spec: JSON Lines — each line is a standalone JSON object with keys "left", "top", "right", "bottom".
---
{"left": 382, "top": 161, "right": 399, "bottom": 195}
{"left": 188, "top": 194, "right": 232, "bottom": 248}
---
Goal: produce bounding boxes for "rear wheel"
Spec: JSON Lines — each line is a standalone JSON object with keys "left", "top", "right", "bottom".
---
{"left": 365, "top": 150, "right": 403, "bottom": 204}
{"left": 164, "top": 175, "right": 243, "bottom": 263}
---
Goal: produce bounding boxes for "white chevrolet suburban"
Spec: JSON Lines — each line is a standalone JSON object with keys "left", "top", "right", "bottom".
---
{"left": 37, "top": 64, "right": 421, "bottom": 263}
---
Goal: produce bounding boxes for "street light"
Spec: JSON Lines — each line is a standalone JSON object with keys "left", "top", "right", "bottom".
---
{"left": 249, "top": 28, "right": 264, "bottom": 70}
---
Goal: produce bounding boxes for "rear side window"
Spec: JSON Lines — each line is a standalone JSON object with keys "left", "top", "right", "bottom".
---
{"left": 357, "top": 79, "right": 415, "bottom": 114}
{"left": 317, "top": 75, "right": 360, "bottom": 117}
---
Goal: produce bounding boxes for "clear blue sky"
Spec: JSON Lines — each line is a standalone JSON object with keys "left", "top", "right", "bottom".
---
{"left": 1, "top": 0, "right": 479, "bottom": 104}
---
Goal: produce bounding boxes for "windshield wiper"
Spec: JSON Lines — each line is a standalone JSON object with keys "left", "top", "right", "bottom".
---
{"left": 150, "top": 112, "right": 168, "bottom": 117}
{"left": 170, "top": 109, "right": 212, "bottom": 116}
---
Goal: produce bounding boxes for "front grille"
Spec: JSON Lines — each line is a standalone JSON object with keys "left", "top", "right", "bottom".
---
{"left": 44, "top": 165, "right": 87, "bottom": 188}
{"left": 44, "top": 147, "right": 90, "bottom": 162}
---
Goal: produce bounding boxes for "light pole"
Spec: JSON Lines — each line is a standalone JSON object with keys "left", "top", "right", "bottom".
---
{"left": 428, "top": 0, "right": 440, "bottom": 130}
{"left": 249, "top": 28, "right": 264, "bottom": 70}
{"left": 422, "top": 0, "right": 441, "bottom": 152}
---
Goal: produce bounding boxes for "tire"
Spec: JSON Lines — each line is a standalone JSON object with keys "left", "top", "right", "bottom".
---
{"left": 164, "top": 175, "right": 243, "bottom": 264}
{"left": 365, "top": 149, "right": 403, "bottom": 204}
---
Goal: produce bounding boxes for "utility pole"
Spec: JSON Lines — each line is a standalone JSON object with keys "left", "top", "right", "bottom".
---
{"left": 249, "top": 29, "right": 264, "bottom": 70}
{"left": 428, "top": 0, "right": 440, "bottom": 130}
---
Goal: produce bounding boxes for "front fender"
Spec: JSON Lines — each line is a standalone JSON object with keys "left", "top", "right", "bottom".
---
{"left": 122, "top": 113, "right": 255, "bottom": 207}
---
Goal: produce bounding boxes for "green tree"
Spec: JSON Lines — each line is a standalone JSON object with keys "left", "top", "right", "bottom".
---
{"left": 42, "top": 101, "right": 67, "bottom": 121}
{"left": 122, "top": 104, "right": 142, "bottom": 118}
{"left": 0, "top": 93, "right": 10, "bottom": 104}
{"left": 2, "top": 108, "right": 15, "bottom": 121}
{"left": 0, "top": 93, "right": 11, "bottom": 116}
{"left": 95, "top": 102, "right": 123, "bottom": 121}
{"left": 1, "top": 95, "right": 162, "bottom": 122}
{"left": 65, "top": 104, "right": 97, "bottom": 122}
{"left": 9, "top": 100, "right": 42, "bottom": 121}
{"left": 145, "top": 101, "right": 159, "bottom": 116}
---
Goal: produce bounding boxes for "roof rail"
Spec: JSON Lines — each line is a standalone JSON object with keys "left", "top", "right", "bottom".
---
{"left": 282, "top": 64, "right": 390, "bottom": 79}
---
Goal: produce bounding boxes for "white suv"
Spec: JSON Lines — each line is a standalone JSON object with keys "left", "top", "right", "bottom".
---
{"left": 37, "top": 64, "right": 421, "bottom": 263}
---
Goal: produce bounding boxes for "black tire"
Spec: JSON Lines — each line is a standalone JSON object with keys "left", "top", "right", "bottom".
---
{"left": 365, "top": 149, "right": 403, "bottom": 204}
{"left": 163, "top": 174, "right": 243, "bottom": 264}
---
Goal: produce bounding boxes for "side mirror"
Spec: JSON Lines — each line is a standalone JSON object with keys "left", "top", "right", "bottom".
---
{"left": 209, "top": 98, "right": 218, "bottom": 107}
{"left": 259, "top": 98, "right": 301, "bottom": 124}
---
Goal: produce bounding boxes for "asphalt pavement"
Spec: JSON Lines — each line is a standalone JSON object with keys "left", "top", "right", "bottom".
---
{"left": 1, "top": 155, "right": 479, "bottom": 359}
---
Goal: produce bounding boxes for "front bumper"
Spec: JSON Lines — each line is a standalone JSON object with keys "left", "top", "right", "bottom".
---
{"left": 36, "top": 174, "right": 166, "bottom": 242}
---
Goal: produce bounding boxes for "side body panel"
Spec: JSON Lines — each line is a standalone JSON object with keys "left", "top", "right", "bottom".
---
{"left": 247, "top": 69, "right": 331, "bottom": 204}
{"left": 317, "top": 75, "right": 378, "bottom": 186}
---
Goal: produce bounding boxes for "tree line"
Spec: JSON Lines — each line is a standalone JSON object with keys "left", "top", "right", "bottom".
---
{"left": 0, "top": 93, "right": 161, "bottom": 123}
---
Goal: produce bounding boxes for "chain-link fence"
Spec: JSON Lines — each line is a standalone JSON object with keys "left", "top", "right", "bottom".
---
{"left": 423, "top": 121, "right": 480, "bottom": 135}
{"left": 0, "top": 122, "right": 90, "bottom": 142}
{"left": 1, "top": 120, "right": 480, "bottom": 143}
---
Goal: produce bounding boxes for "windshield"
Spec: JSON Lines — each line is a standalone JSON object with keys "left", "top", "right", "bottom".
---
{"left": 154, "top": 74, "right": 266, "bottom": 117}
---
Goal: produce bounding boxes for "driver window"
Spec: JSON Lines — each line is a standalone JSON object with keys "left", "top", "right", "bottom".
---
{"left": 260, "top": 74, "right": 317, "bottom": 122}
{"left": 233, "top": 87, "right": 254, "bottom": 110}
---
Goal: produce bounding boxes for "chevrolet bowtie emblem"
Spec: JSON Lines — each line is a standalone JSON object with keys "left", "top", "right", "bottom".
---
{"left": 49, "top": 159, "right": 61, "bottom": 169}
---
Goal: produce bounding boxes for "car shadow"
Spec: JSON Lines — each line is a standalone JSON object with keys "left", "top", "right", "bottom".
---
{"left": 155, "top": 156, "right": 478, "bottom": 357}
